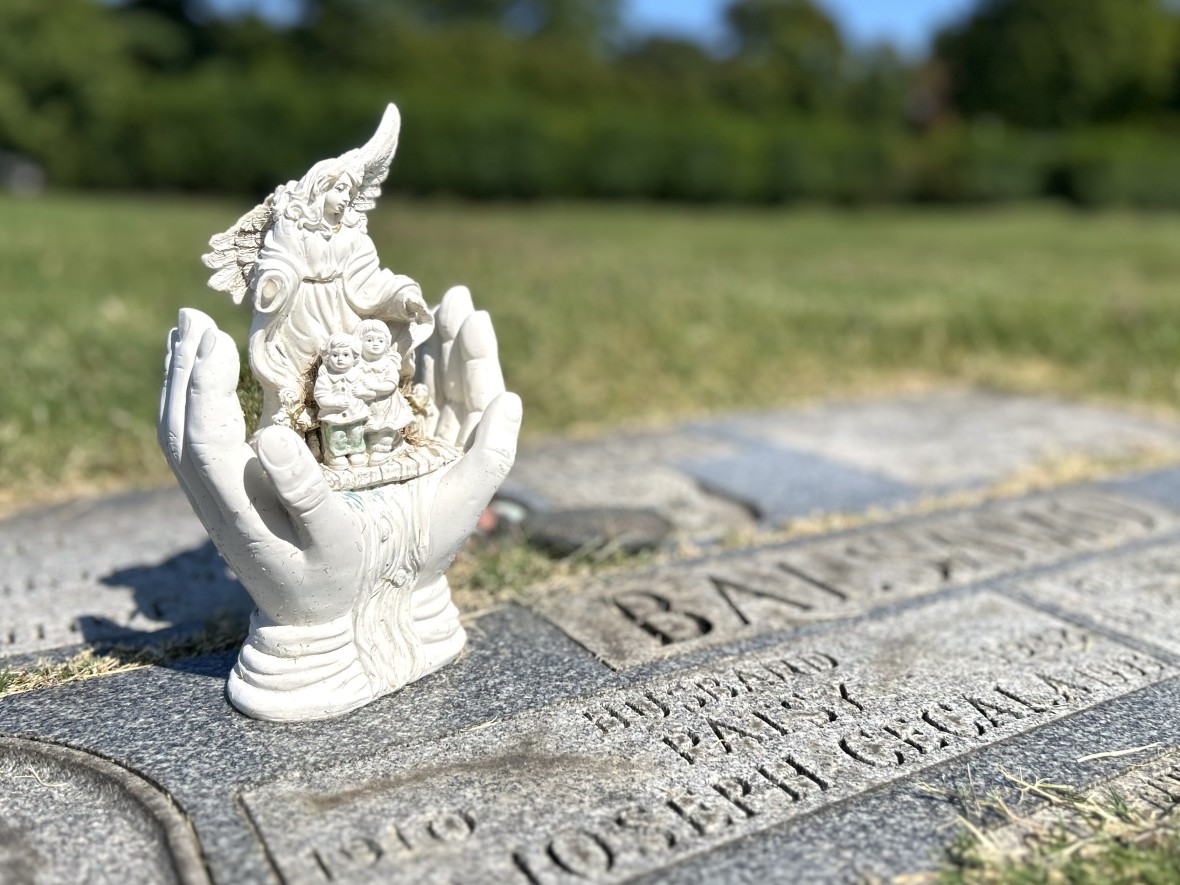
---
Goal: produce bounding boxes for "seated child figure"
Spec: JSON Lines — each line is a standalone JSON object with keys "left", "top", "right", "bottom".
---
{"left": 314, "top": 333, "right": 370, "bottom": 468}
{"left": 355, "top": 319, "right": 414, "bottom": 464}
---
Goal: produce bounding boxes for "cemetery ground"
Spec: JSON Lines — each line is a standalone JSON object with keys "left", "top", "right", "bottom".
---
{"left": 5, "top": 194, "right": 1180, "bottom": 882}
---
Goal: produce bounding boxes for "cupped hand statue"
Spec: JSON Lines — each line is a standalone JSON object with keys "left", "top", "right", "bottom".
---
{"left": 159, "top": 287, "right": 521, "bottom": 721}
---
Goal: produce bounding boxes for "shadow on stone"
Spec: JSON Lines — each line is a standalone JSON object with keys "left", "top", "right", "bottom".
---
{"left": 99, "top": 541, "right": 249, "bottom": 625}
{"left": 77, "top": 542, "right": 253, "bottom": 677}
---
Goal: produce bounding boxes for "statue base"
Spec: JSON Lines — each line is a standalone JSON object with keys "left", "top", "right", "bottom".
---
{"left": 321, "top": 438, "right": 462, "bottom": 491}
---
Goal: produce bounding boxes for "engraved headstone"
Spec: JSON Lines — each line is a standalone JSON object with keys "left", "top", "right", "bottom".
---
{"left": 4, "top": 397, "right": 1180, "bottom": 883}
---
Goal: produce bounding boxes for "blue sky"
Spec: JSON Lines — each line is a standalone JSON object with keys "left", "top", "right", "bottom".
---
{"left": 626, "top": 0, "right": 977, "bottom": 54}
{"left": 204, "top": 0, "right": 979, "bottom": 54}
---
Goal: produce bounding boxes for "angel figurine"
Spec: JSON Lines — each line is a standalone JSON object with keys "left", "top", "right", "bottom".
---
{"left": 203, "top": 104, "right": 451, "bottom": 489}
{"left": 159, "top": 104, "right": 522, "bottom": 721}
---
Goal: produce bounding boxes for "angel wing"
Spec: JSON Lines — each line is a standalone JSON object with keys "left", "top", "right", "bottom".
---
{"left": 201, "top": 196, "right": 275, "bottom": 305}
{"left": 351, "top": 103, "right": 402, "bottom": 214}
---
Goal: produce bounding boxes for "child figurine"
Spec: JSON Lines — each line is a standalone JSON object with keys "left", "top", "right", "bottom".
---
{"left": 313, "top": 333, "right": 370, "bottom": 468}
{"left": 355, "top": 319, "right": 414, "bottom": 464}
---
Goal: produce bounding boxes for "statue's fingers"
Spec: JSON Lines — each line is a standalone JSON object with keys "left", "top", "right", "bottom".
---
{"left": 186, "top": 328, "right": 246, "bottom": 448}
{"left": 436, "top": 285, "right": 473, "bottom": 402}
{"left": 436, "top": 285, "right": 474, "bottom": 347}
{"left": 158, "top": 326, "right": 177, "bottom": 433}
{"left": 157, "top": 311, "right": 232, "bottom": 538}
{"left": 416, "top": 350, "right": 442, "bottom": 438}
{"left": 184, "top": 327, "right": 282, "bottom": 540}
{"left": 255, "top": 426, "right": 352, "bottom": 552}
{"left": 416, "top": 333, "right": 439, "bottom": 398}
{"left": 160, "top": 308, "right": 216, "bottom": 468}
{"left": 427, "top": 393, "right": 521, "bottom": 572}
{"left": 454, "top": 310, "right": 504, "bottom": 448}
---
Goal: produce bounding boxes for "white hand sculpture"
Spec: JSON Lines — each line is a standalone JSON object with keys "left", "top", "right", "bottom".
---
{"left": 159, "top": 287, "right": 521, "bottom": 721}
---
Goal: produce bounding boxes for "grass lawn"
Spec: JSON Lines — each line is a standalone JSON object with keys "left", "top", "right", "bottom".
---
{"left": 3, "top": 193, "right": 1180, "bottom": 512}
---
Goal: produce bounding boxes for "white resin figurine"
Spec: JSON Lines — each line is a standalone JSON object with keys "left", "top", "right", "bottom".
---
{"left": 158, "top": 104, "right": 521, "bottom": 721}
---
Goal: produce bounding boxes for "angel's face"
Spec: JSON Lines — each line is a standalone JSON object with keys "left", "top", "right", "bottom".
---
{"left": 323, "top": 177, "right": 355, "bottom": 221}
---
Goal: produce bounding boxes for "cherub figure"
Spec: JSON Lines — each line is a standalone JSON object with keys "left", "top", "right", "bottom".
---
{"left": 313, "top": 333, "right": 370, "bottom": 468}
{"left": 202, "top": 104, "right": 432, "bottom": 441}
{"left": 355, "top": 319, "right": 414, "bottom": 463}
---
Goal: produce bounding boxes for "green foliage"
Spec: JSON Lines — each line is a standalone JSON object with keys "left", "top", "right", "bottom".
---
{"left": 6, "top": 1, "right": 1180, "bottom": 206}
{"left": 725, "top": 0, "right": 846, "bottom": 113}
{"left": 936, "top": 0, "right": 1180, "bottom": 127}
{"left": 0, "top": 0, "right": 137, "bottom": 183}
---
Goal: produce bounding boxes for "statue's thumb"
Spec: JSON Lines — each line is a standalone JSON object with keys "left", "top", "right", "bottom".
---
{"left": 431, "top": 393, "right": 522, "bottom": 547}
{"left": 255, "top": 426, "right": 335, "bottom": 532}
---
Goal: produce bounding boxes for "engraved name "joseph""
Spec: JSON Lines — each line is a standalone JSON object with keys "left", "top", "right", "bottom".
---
{"left": 242, "top": 594, "right": 1172, "bottom": 885}
{"left": 537, "top": 490, "right": 1174, "bottom": 667}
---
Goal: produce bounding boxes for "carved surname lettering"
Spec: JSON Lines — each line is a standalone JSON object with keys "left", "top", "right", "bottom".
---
{"left": 775, "top": 561, "right": 849, "bottom": 601}
{"left": 613, "top": 591, "right": 711, "bottom": 645}
{"left": 706, "top": 574, "right": 813, "bottom": 626}
{"left": 245, "top": 595, "right": 1177, "bottom": 885}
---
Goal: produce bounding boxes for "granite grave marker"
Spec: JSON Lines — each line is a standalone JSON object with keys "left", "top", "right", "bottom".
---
{"left": 4, "top": 397, "right": 1180, "bottom": 883}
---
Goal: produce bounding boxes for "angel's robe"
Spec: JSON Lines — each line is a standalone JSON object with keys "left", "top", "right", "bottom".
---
{"left": 249, "top": 217, "right": 432, "bottom": 428}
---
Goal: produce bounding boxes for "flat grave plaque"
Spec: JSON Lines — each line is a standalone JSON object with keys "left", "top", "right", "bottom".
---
{"left": 536, "top": 489, "right": 1176, "bottom": 668}
{"left": 1019, "top": 539, "right": 1180, "bottom": 656}
{"left": 241, "top": 593, "right": 1170, "bottom": 885}
{"left": 0, "top": 736, "right": 208, "bottom": 885}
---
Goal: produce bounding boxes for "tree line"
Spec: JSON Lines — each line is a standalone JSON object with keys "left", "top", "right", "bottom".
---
{"left": 4, "top": 0, "right": 1180, "bottom": 206}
